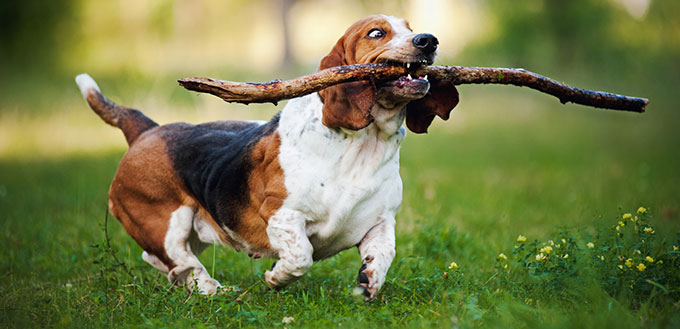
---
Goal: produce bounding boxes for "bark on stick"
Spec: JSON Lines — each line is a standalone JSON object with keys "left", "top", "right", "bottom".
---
{"left": 178, "top": 64, "right": 648, "bottom": 112}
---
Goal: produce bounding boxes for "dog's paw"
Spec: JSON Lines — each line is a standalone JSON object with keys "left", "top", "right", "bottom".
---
{"left": 194, "top": 277, "right": 222, "bottom": 295}
{"left": 352, "top": 285, "right": 373, "bottom": 301}
{"left": 264, "top": 270, "right": 284, "bottom": 291}
{"left": 355, "top": 256, "right": 378, "bottom": 301}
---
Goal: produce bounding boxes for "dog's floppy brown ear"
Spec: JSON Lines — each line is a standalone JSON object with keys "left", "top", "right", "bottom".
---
{"left": 318, "top": 39, "right": 376, "bottom": 131}
{"left": 405, "top": 80, "right": 459, "bottom": 134}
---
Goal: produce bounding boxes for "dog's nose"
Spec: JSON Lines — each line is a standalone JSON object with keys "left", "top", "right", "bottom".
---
{"left": 412, "top": 33, "right": 438, "bottom": 54}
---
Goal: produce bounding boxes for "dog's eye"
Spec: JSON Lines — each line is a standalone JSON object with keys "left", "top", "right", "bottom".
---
{"left": 367, "top": 29, "right": 385, "bottom": 39}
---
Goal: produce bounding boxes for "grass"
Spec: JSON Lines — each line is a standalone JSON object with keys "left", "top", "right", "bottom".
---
{"left": 1, "top": 82, "right": 680, "bottom": 328}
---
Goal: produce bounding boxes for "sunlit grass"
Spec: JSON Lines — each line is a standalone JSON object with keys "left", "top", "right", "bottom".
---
{"left": 1, "top": 90, "right": 679, "bottom": 327}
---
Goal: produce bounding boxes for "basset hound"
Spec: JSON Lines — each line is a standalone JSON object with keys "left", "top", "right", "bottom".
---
{"left": 75, "top": 14, "right": 458, "bottom": 300}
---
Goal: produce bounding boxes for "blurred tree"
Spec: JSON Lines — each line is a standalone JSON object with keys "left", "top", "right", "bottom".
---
{"left": 280, "top": 0, "right": 296, "bottom": 68}
{"left": 471, "top": 0, "right": 620, "bottom": 69}
{"left": 0, "top": 0, "right": 77, "bottom": 75}
{"left": 465, "top": 0, "right": 680, "bottom": 79}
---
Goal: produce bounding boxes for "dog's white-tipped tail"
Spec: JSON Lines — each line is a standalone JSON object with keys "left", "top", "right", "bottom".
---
{"left": 75, "top": 73, "right": 158, "bottom": 145}
{"left": 75, "top": 73, "right": 101, "bottom": 99}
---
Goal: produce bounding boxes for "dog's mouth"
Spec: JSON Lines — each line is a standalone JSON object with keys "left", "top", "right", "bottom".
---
{"left": 377, "top": 59, "right": 431, "bottom": 100}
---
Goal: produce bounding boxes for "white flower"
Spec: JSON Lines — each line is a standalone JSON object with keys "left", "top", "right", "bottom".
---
{"left": 282, "top": 317, "right": 295, "bottom": 324}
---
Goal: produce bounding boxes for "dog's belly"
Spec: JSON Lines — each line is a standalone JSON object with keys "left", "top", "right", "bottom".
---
{"left": 306, "top": 199, "right": 391, "bottom": 260}
{"left": 287, "top": 161, "right": 403, "bottom": 260}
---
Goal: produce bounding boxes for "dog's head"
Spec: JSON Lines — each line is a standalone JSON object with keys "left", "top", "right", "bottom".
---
{"left": 318, "top": 15, "right": 459, "bottom": 134}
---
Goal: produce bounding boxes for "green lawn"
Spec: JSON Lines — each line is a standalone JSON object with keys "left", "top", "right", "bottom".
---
{"left": 1, "top": 86, "right": 679, "bottom": 328}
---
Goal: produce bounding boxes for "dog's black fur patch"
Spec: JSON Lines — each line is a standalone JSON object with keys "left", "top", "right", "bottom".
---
{"left": 164, "top": 113, "right": 280, "bottom": 230}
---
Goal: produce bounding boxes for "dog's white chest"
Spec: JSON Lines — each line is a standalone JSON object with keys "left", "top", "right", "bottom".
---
{"left": 276, "top": 95, "right": 404, "bottom": 259}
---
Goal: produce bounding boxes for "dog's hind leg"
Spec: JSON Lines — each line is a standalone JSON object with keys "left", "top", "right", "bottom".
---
{"left": 142, "top": 251, "right": 169, "bottom": 272}
{"left": 164, "top": 206, "right": 221, "bottom": 294}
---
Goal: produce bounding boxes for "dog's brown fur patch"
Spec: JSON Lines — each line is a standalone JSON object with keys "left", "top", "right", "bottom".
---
{"left": 108, "top": 129, "right": 188, "bottom": 268}
{"left": 235, "top": 132, "right": 286, "bottom": 251}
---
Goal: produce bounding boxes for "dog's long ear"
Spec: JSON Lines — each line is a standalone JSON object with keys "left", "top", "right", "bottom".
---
{"left": 405, "top": 80, "right": 459, "bottom": 134}
{"left": 318, "top": 39, "right": 376, "bottom": 131}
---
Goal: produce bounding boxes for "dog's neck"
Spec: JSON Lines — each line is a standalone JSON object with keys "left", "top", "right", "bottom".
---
{"left": 279, "top": 93, "right": 405, "bottom": 175}
{"left": 333, "top": 92, "right": 409, "bottom": 140}
{"left": 370, "top": 93, "right": 410, "bottom": 137}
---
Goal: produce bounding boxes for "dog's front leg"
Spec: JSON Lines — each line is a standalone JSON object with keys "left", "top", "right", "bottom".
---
{"left": 354, "top": 217, "right": 396, "bottom": 301}
{"left": 264, "top": 209, "right": 313, "bottom": 289}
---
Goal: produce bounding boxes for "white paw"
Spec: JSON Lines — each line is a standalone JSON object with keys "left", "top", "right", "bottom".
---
{"left": 264, "top": 270, "right": 279, "bottom": 289}
{"left": 195, "top": 277, "right": 221, "bottom": 295}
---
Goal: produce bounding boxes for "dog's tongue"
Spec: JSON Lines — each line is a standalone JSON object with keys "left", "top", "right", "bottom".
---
{"left": 391, "top": 74, "right": 428, "bottom": 88}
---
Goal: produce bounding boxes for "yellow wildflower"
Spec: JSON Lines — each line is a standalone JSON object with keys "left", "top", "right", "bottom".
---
{"left": 645, "top": 256, "right": 654, "bottom": 263}
{"left": 637, "top": 263, "right": 646, "bottom": 271}
{"left": 625, "top": 258, "right": 634, "bottom": 267}
{"left": 673, "top": 246, "right": 679, "bottom": 251}
{"left": 631, "top": 216, "right": 638, "bottom": 223}
{"left": 548, "top": 240, "right": 555, "bottom": 246}
{"left": 586, "top": 242, "right": 595, "bottom": 249}
{"left": 618, "top": 265, "right": 624, "bottom": 269}
{"left": 536, "top": 253, "right": 546, "bottom": 262}
{"left": 616, "top": 226, "right": 621, "bottom": 232}
{"left": 637, "top": 207, "right": 647, "bottom": 214}
{"left": 622, "top": 213, "right": 632, "bottom": 220}
{"left": 563, "top": 254, "right": 569, "bottom": 259}
{"left": 448, "top": 262, "right": 458, "bottom": 270}
{"left": 540, "top": 246, "right": 553, "bottom": 254}
{"left": 657, "top": 260, "right": 663, "bottom": 265}
{"left": 517, "top": 235, "right": 527, "bottom": 242}
{"left": 561, "top": 238, "right": 567, "bottom": 244}
{"left": 504, "top": 264, "right": 508, "bottom": 269}
{"left": 599, "top": 255, "right": 605, "bottom": 261}
{"left": 643, "top": 227, "right": 655, "bottom": 234}
{"left": 498, "top": 253, "right": 507, "bottom": 260}
{"left": 634, "top": 250, "right": 641, "bottom": 255}
{"left": 618, "top": 221, "right": 626, "bottom": 227}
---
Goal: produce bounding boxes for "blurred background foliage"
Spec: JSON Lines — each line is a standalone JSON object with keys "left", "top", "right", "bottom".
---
{"left": 2, "top": 2, "right": 680, "bottom": 326}
{"left": 0, "top": 0, "right": 678, "bottom": 158}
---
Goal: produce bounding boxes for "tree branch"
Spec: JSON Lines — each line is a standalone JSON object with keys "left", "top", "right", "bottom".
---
{"left": 178, "top": 63, "right": 648, "bottom": 112}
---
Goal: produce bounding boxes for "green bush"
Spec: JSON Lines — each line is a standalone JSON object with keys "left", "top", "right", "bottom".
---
{"left": 494, "top": 207, "right": 680, "bottom": 308}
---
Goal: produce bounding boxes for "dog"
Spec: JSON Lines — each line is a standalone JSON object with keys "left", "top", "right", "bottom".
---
{"left": 76, "top": 14, "right": 458, "bottom": 300}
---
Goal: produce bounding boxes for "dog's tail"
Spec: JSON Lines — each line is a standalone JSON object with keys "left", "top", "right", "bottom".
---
{"left": 75, "top": 73, "right": 158, "bottom": 145}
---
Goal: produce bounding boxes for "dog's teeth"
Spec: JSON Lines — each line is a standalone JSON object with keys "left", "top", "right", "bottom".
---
{"left": 407, "top": 74, "right": 412, "bottom": 80}
{"left": 424, "top": 74, "right": 428, "bottom": 81}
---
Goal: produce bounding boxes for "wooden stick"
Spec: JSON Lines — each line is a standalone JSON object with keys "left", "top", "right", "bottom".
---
{"left": 178, "top": 63, "right": 648, "bottom": 112}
